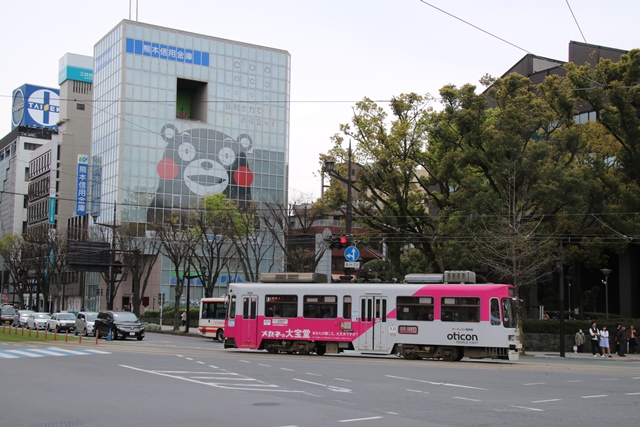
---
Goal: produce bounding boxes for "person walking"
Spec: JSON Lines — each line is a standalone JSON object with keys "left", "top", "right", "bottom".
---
{"left": 575, "top": 329, "right": 586, "bottom": 353}
{"left": 599, "top": 326, "right": 611, "bottom": 357}
{"left": 627, "top": 325, "right": 638, "bottom": 355}
{"left": 616, "top": 325, "right": 628, "bottom": 357}
{"left": 589, "top": 322, "right": 601, "bottom": 357}
{"left": 181, "top": 311, "right": 187, "bottom": 328}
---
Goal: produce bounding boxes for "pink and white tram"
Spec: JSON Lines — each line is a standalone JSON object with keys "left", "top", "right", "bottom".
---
{"left": 223, "top": 273, "right": 521, "bottom": 361}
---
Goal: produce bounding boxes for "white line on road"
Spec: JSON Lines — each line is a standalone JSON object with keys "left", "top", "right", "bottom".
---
{"left": 531, "top": 399, "right": 562, "bottom": 403}
{"left": 208, "top": 365, "right": 218, "bottom": 369}
{"left": 453, "top": 397, "right": 481, "bottom": 402}
{"left": 306, "top": 372, "right": 322, "bottom": 376}
{"left": 406, "top": 389, "right": 424, "bottom": 393}
{"left": 566, "top": 380, "right": 584, "bottom": 383}
{"left": 581, "top": 395, "right": 608, "bottom": 399}
{"left": 338, "top": 416, "right": 383, "bottom": 423}
{"left": 292, "top": 378, "right": 352, "bottom": 393}
{"left": 280, "top": 368, "right": 295, "bottom": 371}
{"left": 386, "top": 375, "right": 488, "bottom": 390}
{"left": 258, "top": 364, "right": 271, "bottom": 367}
{"left": 510, "top": 405, "right": 544, "bottom": 412}
{"left": 597, "top": 378, "right": 618, "bottom": 381}
{"left": 120, "top": 365, "right": 305, "bottom": 393}
{"left": 334, "top": 378, "right": 351, "bottom": 382}
{"left": 523, "top": 382, "right": 545, "bottom": 385}
{"left": 625, "top": 392, "right": 640, "bottom": 395}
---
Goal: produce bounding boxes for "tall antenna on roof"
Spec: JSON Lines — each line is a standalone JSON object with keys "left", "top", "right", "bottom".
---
{"left": 129, "top": 0, "right": 139, "bottom": 21}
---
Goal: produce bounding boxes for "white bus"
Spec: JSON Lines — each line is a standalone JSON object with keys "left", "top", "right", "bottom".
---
{"left": 198, "top": 297, "right": 226, "bottom": 341}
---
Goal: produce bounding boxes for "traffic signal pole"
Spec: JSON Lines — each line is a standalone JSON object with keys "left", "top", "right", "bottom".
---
{"left": 344, "top": 140, "right": 353, "bottom": 280}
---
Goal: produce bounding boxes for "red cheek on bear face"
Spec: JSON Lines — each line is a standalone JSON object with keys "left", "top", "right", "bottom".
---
{"left": 233, "top": 166, "right": 254, "bottom": 187}
{"left": 157, "top": 158, "right": 179, "bottom": 180}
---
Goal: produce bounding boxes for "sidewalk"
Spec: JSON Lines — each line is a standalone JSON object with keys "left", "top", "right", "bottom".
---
{"left": 527, "top": 350, "right": 640, "bottom": 361}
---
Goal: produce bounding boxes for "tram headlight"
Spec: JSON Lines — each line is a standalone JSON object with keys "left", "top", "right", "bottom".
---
{"left": 508, "top": 335, "right": 516, "bottom": 341}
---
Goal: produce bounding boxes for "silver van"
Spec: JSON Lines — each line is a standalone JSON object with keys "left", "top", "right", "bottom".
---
{"left": 75, "top": 311, "right": 98, "bottom": 336}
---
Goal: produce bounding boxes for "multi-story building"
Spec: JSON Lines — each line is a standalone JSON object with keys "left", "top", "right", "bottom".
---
{"left": 89, "top": 20, "right": 291, "bottom": 308}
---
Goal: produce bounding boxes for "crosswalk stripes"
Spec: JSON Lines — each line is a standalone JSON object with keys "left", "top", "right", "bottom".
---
{"left": 0, "top": 346, "right": 110, "bottom": 359}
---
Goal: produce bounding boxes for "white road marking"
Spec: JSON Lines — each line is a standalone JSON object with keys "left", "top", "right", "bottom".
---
{"left": 120, "top": 365, "right": 304, "bottom": 393}
{"left": 566, "top": 380, "right": 584, "bottom": 383}
{"left": 258, "top": 364, "right": 271, "bottom": 367}
{"left": 510, "top": 405, "right": 544, "bottom": 412}
{"left": 338, "top": 416, "right": 383, "bottom": 423}
{"left": 453, "top": 397, "right": 481, "bottom": 402}
{"left": 523, "top": 382, "right": 545, "bottom": 385}
{"left": 406, "top": 389, "right": 424, "bottom": 393}
{"left": 334, "top": 378, "right": 351, "bottom": 382}
{"left": 598, "top": 378, "right": 618, "bottom": 381}
{"left": 581, "top": 395, "right": 608, "bottom": 399}
{"left": 306, "top": 372, "right": 322, "bottom": 376}
{"left": 197, "top": 361, "right": 205, "bottom": 364}
{"left": 386, "top": 375, "right": 488, "bottom": 390}
{"left": 6, "top": 350, "right": 43, "bottom": 357}
{"left": 625, "top": 392, "right": 640, "bottom": 395}
{"left": 531, "top": 399, "right": 562, "bottom": 403}
{"left": 208, "top": 365, "right": 218, "bottom": 369}
{"left": 292, "top": 378, "right": 352, "bottom": 393}
{"left": 280, "top": 368, "right": 295, "bottom": 371}
{"left": 386, "top": 412, "right": 398, "bottom": 415}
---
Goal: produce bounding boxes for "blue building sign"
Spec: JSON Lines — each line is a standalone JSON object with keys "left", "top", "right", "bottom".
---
{"left": 11, "top": 84, "right": 60, "bottom": 130}
{"left": 75, "top": 155, "right": 89, "bottom": 216}
{"left": 125, "top": 38, "right": 209, "bottom": 66}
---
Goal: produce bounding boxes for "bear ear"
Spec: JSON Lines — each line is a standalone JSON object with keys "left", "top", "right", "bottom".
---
{"left": 237, "top": 134, "right": 253, "bottom": 153}
{"left": 161, "top": 124, "right": 178, "bottom": 143}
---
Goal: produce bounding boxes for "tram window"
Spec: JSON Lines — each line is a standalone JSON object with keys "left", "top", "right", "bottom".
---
{"left": 265, "top": 295, "right": 298, "bottom": 318}
{"left": 490, "top": 298, "right": 501, "bottom": 325}
{"left": 304, "top": 295, "right": 337, "bottom": 318}
{"left": 343, "top": 296, "right": 352, "bottom": 319}
{"left": 396, "top": 296, "right": 433, "bottom": 321}
{"left": 242, "top": 297, "right": 257, "bottom": 320}
{"left": 502, "top": 298, "right": 516, "bottom": 328}
{"left": 228, "top": 296, "right": 236, "bottom": 320}
{"left": 440, "top": 297, "right": 480, "bottom": 322}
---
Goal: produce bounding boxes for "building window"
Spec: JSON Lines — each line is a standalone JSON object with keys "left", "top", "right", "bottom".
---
{"left": 176, "top": 78, "right": 207, "bottom": 121}
{"left": 77, "top": 103, "right": 85, "bottom": 110}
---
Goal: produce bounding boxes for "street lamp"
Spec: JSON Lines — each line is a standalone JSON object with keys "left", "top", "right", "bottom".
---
{"left": 601, "top": 268, "right": 612, "bottom": 320}
{"left": 323, "top": 140, "right": 354, "bottom": 279}
{"left": 556, "top": 243, "right": 565, "bottom": 358}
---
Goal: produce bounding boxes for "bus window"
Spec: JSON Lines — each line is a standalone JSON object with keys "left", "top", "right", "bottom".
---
{"left": 441, "top": 297, "right": 480, "bottom": 322}
{"left": 490, "top": 298, "right": 501, "bottom": 325}
{"left": 396, "top": 296, "right": 433, "bottom": 321}
{"left": 265, "top": 295, "right": 298, "bottom": 318}
{"left": 201, "top": 300, "right": 227, "bottom": 320}
{"left": 304, "top": 295, "right": 337, "bottom": 318}
{"left": 343, "top": 296, "right": 352, "bottom": 319}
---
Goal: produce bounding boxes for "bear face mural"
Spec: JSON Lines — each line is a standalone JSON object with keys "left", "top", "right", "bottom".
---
{"left": 147, "top": 124, "right": 254, "bottom": 223}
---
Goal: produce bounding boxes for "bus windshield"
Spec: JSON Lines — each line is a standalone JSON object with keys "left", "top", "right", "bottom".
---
{"left": 201, "top": 299, "right": 227, "bottom": 320}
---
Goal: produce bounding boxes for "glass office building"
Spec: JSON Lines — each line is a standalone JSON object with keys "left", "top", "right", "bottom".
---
{"left": 90, "top": 20, "right": 290, "bottom": 303}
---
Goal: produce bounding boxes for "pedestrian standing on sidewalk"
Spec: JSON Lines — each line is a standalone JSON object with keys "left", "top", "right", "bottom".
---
{"left": 617, "top": 325, "right": 628, "bottom": 357}
{"left": 627, "top": 325, "right": 638, "bottom": 354}
{"left": 181, "top": 311, "right": 187, "bottom": 327}
{"left": 612, "top": 324, "right": 621, "bottom": 354}
{"left": 589, "top": 322, "right": 601, "bottom": 357}
{"left": 599, "top": 326, "right": 612, "bottom": 357}
{"left": 575, "top": 329, "right": 586, "bottom": 353}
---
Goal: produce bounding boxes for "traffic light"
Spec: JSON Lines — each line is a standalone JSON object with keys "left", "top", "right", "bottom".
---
{"left": 328, "top": 236, "right": 349, "bottom": 249}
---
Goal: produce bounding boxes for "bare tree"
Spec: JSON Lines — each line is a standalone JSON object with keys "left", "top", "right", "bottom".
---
{"left": 152, "top": 213, "right": 200, "bottom": 330}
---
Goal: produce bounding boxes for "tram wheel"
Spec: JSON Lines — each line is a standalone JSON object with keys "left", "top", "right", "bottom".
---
{"left": 316, "top": 345, "right": 326, "bottom": 356}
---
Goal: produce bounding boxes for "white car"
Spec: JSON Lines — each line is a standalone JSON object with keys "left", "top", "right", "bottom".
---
{"left": 12, "top": 309, "right": 35, "bottom": 327}
{"left": 27, "top": 313, "right": 51, "bottom": 330}
{"left": 75, "top": 311, "right": 98, "bottom": 336}
{"left": 47, "top": 313, "right": 76, "bottom": 333}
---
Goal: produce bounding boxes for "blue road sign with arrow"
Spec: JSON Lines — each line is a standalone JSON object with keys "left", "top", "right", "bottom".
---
{"left": 344, "top": 246, "right": 360, "bottom": 262}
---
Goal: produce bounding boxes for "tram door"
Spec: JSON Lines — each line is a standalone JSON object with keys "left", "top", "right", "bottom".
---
{"left": 241, "top": 295, "right": 258, "bottom": 348}
{"left": 356, "top": 296, "right": 388, "bottom": 352}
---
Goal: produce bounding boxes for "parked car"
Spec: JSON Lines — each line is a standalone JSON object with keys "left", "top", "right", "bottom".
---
{"left": 47, "top": 313, "right": 76, "bottom": 333}
{"left": 27, "top": 313, "right": 51, "bottom": 330}
{"left": 94, "top": 311, "right": 145, "bottom": 341}
{"left": 1, "top": 305, "right": 16, "bottom": 325}
{"left": 12, "top": 309, "right": 35, "bottom": 327}
{"left": 75, "top": 311, "right": 98, "bottom": 336}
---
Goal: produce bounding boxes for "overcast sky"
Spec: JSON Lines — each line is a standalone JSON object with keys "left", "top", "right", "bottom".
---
{"left": 1, "top": 0, "right": 638, "bottom": 203}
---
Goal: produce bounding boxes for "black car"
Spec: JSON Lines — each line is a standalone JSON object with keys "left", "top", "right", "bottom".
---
{"left": 94, "top": 311, "right": 145, "bottom": 341}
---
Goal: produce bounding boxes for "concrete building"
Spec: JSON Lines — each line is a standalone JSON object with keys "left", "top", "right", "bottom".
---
{"left": 89, "top": 20, "right": 291, "bottom": 309}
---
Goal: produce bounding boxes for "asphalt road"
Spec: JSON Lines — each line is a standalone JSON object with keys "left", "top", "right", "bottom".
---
{"left": 1, "top": 332, "right": 639, "bottom": 427}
